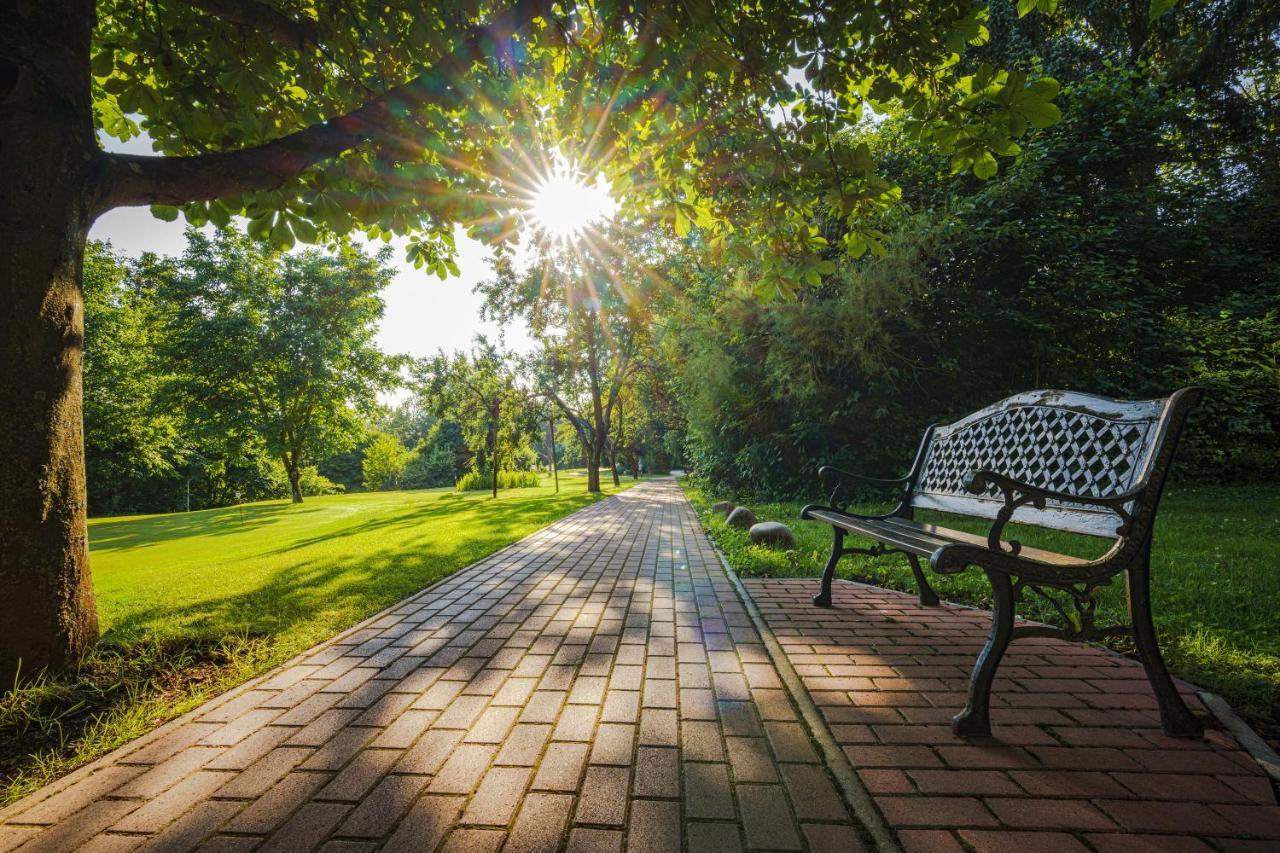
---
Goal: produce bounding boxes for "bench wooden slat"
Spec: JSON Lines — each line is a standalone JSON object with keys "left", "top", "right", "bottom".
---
{"left": 806, "top": 510, "right": 1087, "bottom": 568}
{"left": 877, "top": 517, "right": 1091, "bottom": 568}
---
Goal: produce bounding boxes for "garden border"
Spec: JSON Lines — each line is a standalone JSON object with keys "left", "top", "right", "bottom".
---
{"left": 1198, "top": 690, "right": 1280, "bottom": 794}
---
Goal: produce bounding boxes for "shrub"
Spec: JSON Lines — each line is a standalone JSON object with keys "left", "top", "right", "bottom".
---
{"left": 362, "top": 431, "right": 412, "bottom": 491}
{"left": 456, "top": 470, "right": 542, "bottom": 491}
{"left": 298, "top": 466, "right": 344, "bottom": 496}
{"left": 400, "top": 442, "right": 457, "bottom": 490}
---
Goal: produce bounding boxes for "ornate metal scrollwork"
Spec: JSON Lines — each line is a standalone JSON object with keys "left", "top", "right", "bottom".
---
{"left": 1010, "top": 577, "right": 1123, "bottom": 642}
{"left": 963, "top": 471, "right": 1046, "bottom": 555}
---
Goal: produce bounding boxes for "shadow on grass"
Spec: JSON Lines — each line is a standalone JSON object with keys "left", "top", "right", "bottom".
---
{"left": 262, "top": 491, "right": 605, "bottom": 557}
{"left": 89, "top": 502, "right": 298, "bottom": 551}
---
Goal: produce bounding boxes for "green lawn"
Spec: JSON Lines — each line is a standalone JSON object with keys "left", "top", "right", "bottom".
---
{"left": 1, "top": 474, "right": 637, "bottom": 805}
{"left": 684, "top": 482, "right": 1280, "bottom": 745}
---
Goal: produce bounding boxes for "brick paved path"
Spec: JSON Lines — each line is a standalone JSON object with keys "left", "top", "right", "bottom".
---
{"left": 0, "top": 480, "right": 866, "bottom": 853}
{"left": 747, "top": 578, "right": 1280, "bottom": 852}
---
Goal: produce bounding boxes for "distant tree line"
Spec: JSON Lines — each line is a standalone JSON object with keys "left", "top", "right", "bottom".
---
{"left": 84, "top": 231, "right": 399, "bottom": 515}
{"left": 82, "top": 230, "right": 676, "bottom": 518}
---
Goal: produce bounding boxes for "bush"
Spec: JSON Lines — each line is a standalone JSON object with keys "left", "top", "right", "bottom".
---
{"left": 456, "top": 470, "right": 542, "bottom": 491}
{"left": 400, "top": 442, "right": 456, "bottom": 489}
{"left": 298, "top": 466, "right": 344, "bottom": 496}
{"left": 362, "top": 431, "right": 412, "bottom": 491}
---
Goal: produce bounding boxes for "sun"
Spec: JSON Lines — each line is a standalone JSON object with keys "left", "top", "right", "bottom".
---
{"left": 527, "top": 163, "right": 616, "bottom": 243}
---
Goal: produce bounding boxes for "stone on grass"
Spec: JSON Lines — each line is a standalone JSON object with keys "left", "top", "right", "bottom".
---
{"left": 749, "top": 521, "right": 796, "bottom": 549}
{"left": 712, "top": 500, "right": 735, "bottom": 516}
{"left": 726, "top": 506, "right": 758, "bottom": 529}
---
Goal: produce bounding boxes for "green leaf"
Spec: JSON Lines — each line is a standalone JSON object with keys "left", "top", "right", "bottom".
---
{"left": 1026, "top": 77, "right": 1061, "bottom": 99}
{"left": 1149, "top": 0, "right": 1177, "bottom": 20}
{"left": 291, "top": 217, "right": 318, "bottom": 244}
{"left": 973, "top": 152, "right": 998, "bottom": 180}
{"left": 673, "top": 206, "right": 691, "bottom": 238}
{"left": 1021, "top": 100, "right": 1062, "bottom": 128}
{"left": 269, "top": 218, "right": 295, "bottom": 251}
{"left": 150, "top": 204, "right": 179, "bottom": 222}
{"left": 183, "top": 203, "right": 208, "bottom": 228}
{"left": 1016, "top": 0, "right": 1037, "bottom": 16}
{"left": 247, "top": 213, "right": 272, "bottom": 240}
{"left": 207, "top": 200, "right": 232, "bottom": 228}
{"left": 90, "top": 50, "right": 115, "bottom": 78}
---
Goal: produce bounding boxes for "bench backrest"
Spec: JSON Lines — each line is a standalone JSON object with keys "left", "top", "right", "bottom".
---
{"left": 909, "top": 389, "right": 1199, "bottom": 538}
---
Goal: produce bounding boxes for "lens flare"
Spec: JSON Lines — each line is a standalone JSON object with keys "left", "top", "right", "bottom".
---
{"left": 528, "top": 163, "right": 616, "bottom": 242}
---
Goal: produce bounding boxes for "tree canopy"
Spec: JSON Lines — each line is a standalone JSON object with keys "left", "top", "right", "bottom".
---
{"left": 416, "top": 338, "right": 533, "bottom": 498}
{"left": 83, "top": 0, "right": 1066, "bottom": 281}
{"left": 155, "top": 230, "right": 398, "bottom": 502}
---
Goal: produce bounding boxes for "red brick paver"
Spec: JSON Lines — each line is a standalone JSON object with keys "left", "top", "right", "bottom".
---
{"left": 0, "top": 481, "right": 865, "bottom": 851}
{"left": 746, "top": 576, "right": 1280, "bottom": 851}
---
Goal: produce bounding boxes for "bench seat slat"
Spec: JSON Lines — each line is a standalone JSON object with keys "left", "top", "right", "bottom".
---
{"left": 806, "top": 510, "right": 1087, "bottom": 568}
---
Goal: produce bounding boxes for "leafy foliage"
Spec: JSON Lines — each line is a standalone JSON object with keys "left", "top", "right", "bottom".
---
{"left": 401, "top": 439, "right": 461, "bottom": 490}
{"left": 85, "top": 0, "right": 1063, "bottom": 274}
{"left": 361, "top": 431, "right": 413, "bottom": 491}
{"left": 415, "top": 338, "right": 536, "bottom": 498}
{"left": 82, "top": 244, "right": 185, "bottom": 516}
{"left": 155, "top": 230, "right": 399, "bottom": 502}
{"left": 456, "top": 470, "right": 542, "bottom": 491}
{"left": 660, "top": 0, "right": 1280, "bottom": 497}
{"left": 81, "top": 233, "right": 400, "bottom": 513}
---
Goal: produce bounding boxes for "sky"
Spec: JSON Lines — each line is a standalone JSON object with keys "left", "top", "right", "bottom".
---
{"left": 90, "top": 132, "right": 534, "bottom": 363}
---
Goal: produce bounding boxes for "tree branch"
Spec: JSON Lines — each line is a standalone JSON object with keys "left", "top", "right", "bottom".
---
{"left": 542, "top": 386, "right": 592, "bottom": 446}
{"left": 95, "top": 0, "right": 553, "bottom": 212}
{"left": 185, "top": 0, "right": 320, "bottom": 51}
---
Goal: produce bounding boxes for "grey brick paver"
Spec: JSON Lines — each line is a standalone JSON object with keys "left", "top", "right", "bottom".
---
{"left": 0, "top": 481, "right": 863, "bottom": 851}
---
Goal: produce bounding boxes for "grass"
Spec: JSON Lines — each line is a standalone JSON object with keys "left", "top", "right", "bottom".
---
{"left": 684, "top": 481, "right": 1280, "bottom": 746}
{"left": 0, "top": 473, "right": 638, "bottom": 806}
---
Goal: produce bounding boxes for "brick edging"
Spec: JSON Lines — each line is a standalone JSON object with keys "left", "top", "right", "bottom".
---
{"left": 1198, "top": 691, "right": 1280, "bottom": 796}
{"left": 0, "top": 488, "right": 630, "bottom": 824}
{"left": 676, "top": 485, "right": 901, "bottom": 853}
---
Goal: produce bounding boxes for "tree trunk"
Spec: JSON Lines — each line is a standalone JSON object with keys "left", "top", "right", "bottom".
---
{"left": 584, "top": 316, "right": 606, "bottom": 494}
{"left": 488, "top": 417, "right": 499, "bottom": 499}
{"left": 548, "top": 416, "right": 559, "bottom": 493}
{"left": 611, "top": 398, "right": 623, "bottom": 487}
{"left": 0, "top": 0, "right": 101, "bottom": 684}
{"left": 586, "top": 444, "right": 602, "bottom": 493}
{"left": 284, "top": 453, "right": 303, "bottom": 503}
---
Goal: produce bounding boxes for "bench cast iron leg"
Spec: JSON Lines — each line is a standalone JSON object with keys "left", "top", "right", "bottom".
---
{"left": 953, "top": 569, "right": 1014, "bottom": 738}
{"left": 813, "top": 528, "right": 844, "bottom": 608}
{"left": 1128, "top": 555, "right": 1203, "bottom": 738}
{"left": 907, "top": 554, "right": 941, "bottom": 607}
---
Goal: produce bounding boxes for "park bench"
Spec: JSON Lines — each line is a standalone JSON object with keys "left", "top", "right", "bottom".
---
{"left": 800, "top": 388, "right": 1204, "bottom": 739}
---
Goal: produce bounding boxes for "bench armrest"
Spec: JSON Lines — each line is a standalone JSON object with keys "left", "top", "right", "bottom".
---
{"left": 815, "top": 465, "right": 910, "bottom": 513}
{"left": 963, "top": 469, "right": 1139, "bottom": 552}
{"left": 818, "top": 465, "right": 910, "bottom": 487}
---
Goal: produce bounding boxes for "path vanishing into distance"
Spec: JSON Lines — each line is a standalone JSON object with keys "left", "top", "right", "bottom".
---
{"left": 1, "top": 479, "right": 1276, "bottom": 852}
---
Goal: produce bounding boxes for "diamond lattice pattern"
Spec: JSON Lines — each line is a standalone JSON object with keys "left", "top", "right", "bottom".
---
{"left": 918, "top": 406, "right": 1155, "bottom": 501}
